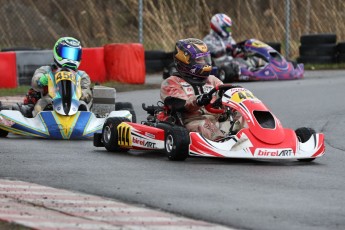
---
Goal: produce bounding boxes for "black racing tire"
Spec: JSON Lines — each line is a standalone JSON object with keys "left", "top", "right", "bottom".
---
{"left": 295, "top": 127, "right": 316, "bottom": 162}
{"left": 300, "top": 34, "right": 337, "bottom": 45}
{"left": 145, "top": 50, "right": 167, "bottom": 60}
{"left": 337, "top": 42, "right": 345, "bottom": 54}
{"left": 145, "top": 59, "right": 164, "bottom": 73}
{"left": 162, "top": 62, "right": 176, "bottom": 80}
{"left": 0, "top": 128, "right": 9, "bottom": 138}
{"left": 165, "top": 126, "right": 190, "bottom": 161}
{"left": 299, "top": 44, "right": 337, "bottom": 56}
{"left": 218, "top": 64, "right": 238, "bottom": 83}
{"left": 162, "top": 52, "right": 174, "bottom": 67}
{"left": 93, "top": 132, "right": 104, "bottom": 147}
{"left": 338, "top": 54, "right": 345, "bottom": 63}
{"left": 102, "top": 117, "right": 130, "bottom": 152}
{"left": 156, "top": 123, "right": 190, "bottom": 161}
{"left": 1, "top": 47, "right": 42, "bottom": 52}
{"left": 115, "top": 102, "right": 136, "bottom": 123}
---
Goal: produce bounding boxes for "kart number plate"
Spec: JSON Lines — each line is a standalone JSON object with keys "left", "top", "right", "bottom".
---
{"left": 54, "top": 71, "right": 76, "bottom": 84}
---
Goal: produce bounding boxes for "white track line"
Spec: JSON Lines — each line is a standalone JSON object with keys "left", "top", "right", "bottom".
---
{"left": 0, "top": 179, "right": 234, "bottom": 230}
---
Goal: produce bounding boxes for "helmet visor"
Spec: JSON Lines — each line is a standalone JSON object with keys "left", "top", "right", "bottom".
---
{"left": 223, "top": 26, "right": 232, "bottom": 33}
{"left": 59, "top": 46, "right": 82, "bottom": 61}
{"left": 195, "top": 52, "right": 212, "bottom": 65}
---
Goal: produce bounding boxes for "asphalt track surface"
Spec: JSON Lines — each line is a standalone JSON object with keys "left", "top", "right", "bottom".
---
{"left": 0, "top": 70, "right": 345, "bottom": 230}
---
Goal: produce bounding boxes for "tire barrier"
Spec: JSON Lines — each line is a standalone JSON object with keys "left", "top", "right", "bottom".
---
{"left": 104, "top": 43, "right": 145, "bottom": 84}
{"left": 337, "top": 42, "right": 345, "bottom": 63}
{"left": 297, "top": 33, "right": 338, "bottom": 64}
{"left": 0, "top": 44, "right": 146, "bottom": 88}
{"left": 79, "top": 47, "right": 106, "bottom": 83}
{"left": 145, "top": 50, "right": 166, "bottom": 73}
{"left": 15, "top": 50, "right": 53, "bottom": 85}
{"left": 1, "top": 47, "right": 43, "bottom": 52}
{"left": 0, "top": 52, "right": 17, "bottom": 88}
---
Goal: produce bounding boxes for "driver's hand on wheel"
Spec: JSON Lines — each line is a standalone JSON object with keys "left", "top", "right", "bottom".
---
{"left": 38, "top": 75, "right": 48, "bottom": 87}
{"left": 196, "top": 93, "right": 212, "bottom": 106}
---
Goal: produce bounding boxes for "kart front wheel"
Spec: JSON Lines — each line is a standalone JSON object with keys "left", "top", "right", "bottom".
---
{"left": 296, "top": 127, "right": 316, "bottom": 162}
{"left": 0, "top": 128, "right": 9, "bottom": 138}
{"left": 164, "top": 126, "right": 190, "bottom": 161}
{"left": 102, "top": 117, "right": 130, "bottom": 152}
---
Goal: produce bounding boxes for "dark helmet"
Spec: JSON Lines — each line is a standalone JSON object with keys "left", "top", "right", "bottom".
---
{"left": 174, "top": 38, "right": 212, "bottom": 85}
{"left": 53, "top": 37, "right": 82, "bottom": 70}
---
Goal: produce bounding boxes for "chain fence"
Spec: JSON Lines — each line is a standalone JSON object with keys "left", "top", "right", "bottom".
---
{"left": 1, "top": 0, "right": 345, "bottom": 59}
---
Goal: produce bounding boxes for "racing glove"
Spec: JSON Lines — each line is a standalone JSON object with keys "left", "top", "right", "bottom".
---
{"left": 38, "top": 74, "right": 48, "bottom": 87}
{"left": 196, "top": 93, "right": 212, "bottom": 106}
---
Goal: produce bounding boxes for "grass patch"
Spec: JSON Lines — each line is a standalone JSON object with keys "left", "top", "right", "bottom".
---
{"left": 0, "top": 85, "right": 28, "bottom": 97}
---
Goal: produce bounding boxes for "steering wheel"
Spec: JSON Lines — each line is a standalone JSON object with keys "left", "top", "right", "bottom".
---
{"left": 204, "top": 84, "right": 241, "bottom": 114}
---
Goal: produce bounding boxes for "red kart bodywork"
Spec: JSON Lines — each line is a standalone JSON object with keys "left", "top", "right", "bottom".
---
{"left": 96, "top": 85, "right": 325, "bottom": 161}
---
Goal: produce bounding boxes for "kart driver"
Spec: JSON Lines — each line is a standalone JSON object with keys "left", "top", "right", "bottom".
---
{"left": 29, "top": 37, "right": 92, "bottom": 117}
{"left": 160, "top": 38, "right": 242, "bottom": 141}
{"left": 203, "top": 13, "right": 265, "bottom": 76}
{"left": 203, "top": 13, "right": 240, "bottom": 77}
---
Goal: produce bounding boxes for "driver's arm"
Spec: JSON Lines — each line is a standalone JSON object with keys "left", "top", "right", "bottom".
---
{"left": 160, "top": 77, "right": 199, "bottom": 112}
{"left": 77, "top": 70, "right": 92, "bottom": 103}
{"left": 31, "top": 66, "right": 51, "bottom": 92}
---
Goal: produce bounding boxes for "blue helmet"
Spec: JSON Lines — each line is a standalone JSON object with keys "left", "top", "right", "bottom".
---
{"left": 53, "top": 37, "right": 82, "bottom": 70}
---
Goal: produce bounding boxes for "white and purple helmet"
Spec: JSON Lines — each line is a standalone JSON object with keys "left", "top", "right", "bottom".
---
{"left": 210, "top": 13, "right": 233, "bottom": 38}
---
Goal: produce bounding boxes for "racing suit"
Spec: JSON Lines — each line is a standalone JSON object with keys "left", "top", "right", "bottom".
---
{"left": 160, "top": 74, "right": 229, "bottom": 141}
{"left": 203, "top": 30, "right": 237, "bottom": 67}
{"left": 31, "top": 64, "right": 92, "bottom": 117}
{"left": 203, "top": 31, "right": 265, "bottom": 73}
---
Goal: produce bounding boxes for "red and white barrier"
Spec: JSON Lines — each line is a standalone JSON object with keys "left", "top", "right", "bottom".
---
{"left": 0, "top": 52, "right": 17, "bottom": 88}
{"left": 0, "top": 43, "right": 146, "bottom": 88}
{"left": 104, "top": 43, "right": 145, "bottom": 84}
{"left": 79, "top": 47, "right": 106, "bottom": 83}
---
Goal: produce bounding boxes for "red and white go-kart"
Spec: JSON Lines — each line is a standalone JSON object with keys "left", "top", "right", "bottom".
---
{"left": 94, "top": 84, "right": 325, "bottom": 162}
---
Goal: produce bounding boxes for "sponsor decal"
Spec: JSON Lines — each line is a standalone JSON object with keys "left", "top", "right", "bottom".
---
{"left": 203, "top": 85, "right": 213, "bottom": 93}
{"left": 182, "top": 83, "right": 194, "bottom": 93}
{"left": 133, "top": 137, "right": 156, "bottom": 148}
{"left": 145, "top": 132, "right": 155, "bottom": 139}
{"left": 255, "top": 148, "right": 293, "bottom": 157}
{"left": 0, "top": 116, "right": 15, "bottom": 126}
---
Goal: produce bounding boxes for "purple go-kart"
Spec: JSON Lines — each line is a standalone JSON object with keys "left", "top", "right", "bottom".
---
{"left": 216, "top": 38, "right": 304, "bottom": 82}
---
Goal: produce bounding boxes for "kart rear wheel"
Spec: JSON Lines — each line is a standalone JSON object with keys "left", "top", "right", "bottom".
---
{"left": 163, "top": 125, "right": 190, "bottom": 161}
{"left": 218, "top": 64, "right": 238, "bottom": 83}
{"left": 102, "top": 117, "right": 130, "bottom": 152}
{"left": 296, "top": 127, "right": 316, "bottom": 162}
{"left": 0, "top": 128, "right": 9, "bottom": 138}
{"left": 115, "top": 102, "right": 137, "bottom": 123}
